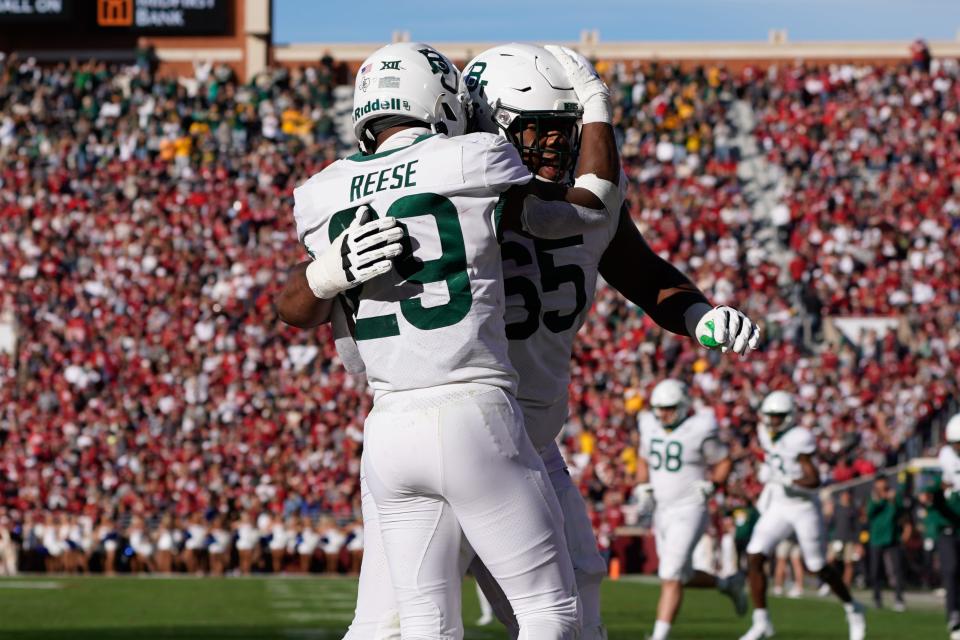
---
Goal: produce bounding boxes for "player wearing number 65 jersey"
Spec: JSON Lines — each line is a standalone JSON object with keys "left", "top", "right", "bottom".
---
{"left": 740, "top": 391, "right": 866, "bottom": 640}
{"left": 276, "top": 42, "right": 622, "bottom": 640}
{"left": 460, "top": 44, "right": 762, "bottom": 640}
{"left": 633, "top": 379, "right": 746, "bottom": 640}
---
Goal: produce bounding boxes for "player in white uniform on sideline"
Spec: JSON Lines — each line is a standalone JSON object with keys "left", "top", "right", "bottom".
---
{"left": 275, "top": 42, "right": 624, "bottom": 639}
{"left": 740, "top": 391, "right": 866, "bottom": 640}
{"left": 322, "top": 43, "right": 762, "bottom": 640}
{"left": 633, "top": 379, "right": 746, "bottom": 640}
{"left": 935, "top": 413, "right": 960, "bottom": 639}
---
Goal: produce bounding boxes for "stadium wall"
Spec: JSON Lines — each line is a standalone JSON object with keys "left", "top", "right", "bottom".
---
{"left": 274, "top": 33, "right": 960, "bottom": 75}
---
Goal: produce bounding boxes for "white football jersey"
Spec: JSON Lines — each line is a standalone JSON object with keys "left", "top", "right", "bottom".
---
{"left": 294, "top": 128, "right": 532, "bottom": 398}
{"left": 757, "top": 425, "right": 818, "bottom": 505}
{"left": 939, "top": 445, "right": 960, "bottom": 490}
{"left": 638, "top": 410, "right": 723, "bottom": 507}
{"left": 504, "top": 177, "right": 624, "bottom": 451}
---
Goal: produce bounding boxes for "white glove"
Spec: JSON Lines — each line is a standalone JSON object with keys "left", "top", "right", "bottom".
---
{"left": 686, "top": 303, "right": 761, "bottom": 355}
{"left": 543, "top": 45, "right": 611, "bottom": 124}
{"left": 633, "top": 483, "right": 655, "bottom": 516}
{"left": 305, "top": 207, "right": 404, "bottom": 299}
{"left": 757, "top": 462, "right": 772, "bottom": 484}
{"left": 767, "top": 465, "right": 794, "bottom": 488}
{"left": 694, "top": 480, "right": 716, "bottom": 502}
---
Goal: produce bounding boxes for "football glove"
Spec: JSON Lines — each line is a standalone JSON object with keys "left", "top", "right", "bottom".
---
{"left": 633, "top": 483, "right": 655, "bottom": 516}
{"left": 766, "top": 465, "right": 794, "bottom": 488}
{"left": 691, "top": 305, "right": 761, "bottom": 355}
{"left": 694, "top": 479, "right": 716, "bottom": 502}
{"left": 544, "top": 45, "right": 611, "bottom": 125}
{"left": 757, "top": 462, "right": 772, "bottom": 484}
{"left": 305, "top": 207, "right": 404, "bottom": 300}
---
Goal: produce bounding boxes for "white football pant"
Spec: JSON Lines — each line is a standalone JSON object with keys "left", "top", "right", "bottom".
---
{"left": 654, "top": 502, "right": 709, "bottom": 582}
{"left": 471, "top": 441, "right": 608, "bottom": 639}
{"left": 745, "top": 499, "right": 826, "bottom": 572}
{"left": 341, "top": 467, "right": 400, "bottom": 640}
{"left": 363, "top": 383, "right": 581, "bottom": 640}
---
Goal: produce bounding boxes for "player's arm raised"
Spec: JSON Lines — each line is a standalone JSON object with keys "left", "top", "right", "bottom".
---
{"left": 544, "top": 45, "right": 619, "bottom": 214}
{"left": 500, "top": 46, "right": 619, "bottom": 238}
{"left": 598, "top": 206, "right": 761, "bottom": 356}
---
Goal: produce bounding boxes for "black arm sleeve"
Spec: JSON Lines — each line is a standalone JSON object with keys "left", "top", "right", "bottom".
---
{"left": 598, "top": 206, "right": 709, "bottom": 337}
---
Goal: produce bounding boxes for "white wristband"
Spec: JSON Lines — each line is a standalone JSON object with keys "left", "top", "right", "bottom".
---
{"left": 582, "top": 97, "right": 612, "bottom": 125}
{"left": 573, "top": 173, "right": 620, "bottom": 217}
{"left": 305, "top": 258, "right": 340, "bottom": 300}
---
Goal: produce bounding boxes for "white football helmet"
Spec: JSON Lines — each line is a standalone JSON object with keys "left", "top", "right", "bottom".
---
{"left": 352, "top": 42, "right": 466, "bottom": 154}
{"left": 650, "top": 379, "right": 690, "bottom": 429}
{"left": 461, "top": 43, "right": 583, "bottom": 182}
{"left": 946, "top": 413, "right": 960, "bottom": 443}
{"left": 760, "top": 391, "right": 795, "bottom": 433}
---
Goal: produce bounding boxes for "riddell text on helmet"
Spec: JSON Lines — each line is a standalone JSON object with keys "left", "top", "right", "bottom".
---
{"left": 353, "top": 98, "right": 412, "bottom": 122}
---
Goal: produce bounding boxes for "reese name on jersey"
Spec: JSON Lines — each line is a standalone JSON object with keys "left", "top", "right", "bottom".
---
{"left": 349, "top": 160, "right": 419, "bottom": 202}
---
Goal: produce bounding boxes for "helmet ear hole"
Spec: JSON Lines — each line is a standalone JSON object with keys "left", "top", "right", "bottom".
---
{"left": 434, "top": 121, "right": 448, "bottom": 135}
{"left": 440, "top": 102, "right": 458, "bottom": 121}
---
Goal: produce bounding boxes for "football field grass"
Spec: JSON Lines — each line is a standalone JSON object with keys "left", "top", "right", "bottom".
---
{"left": 0, "top": 575, "right": 945, "bottom": 639}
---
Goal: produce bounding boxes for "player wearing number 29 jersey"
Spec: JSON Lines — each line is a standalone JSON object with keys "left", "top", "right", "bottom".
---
{"left": 282, "top": 42, "right": 617, "bottom": 640}
{"left": 294, "top": 129, "right": 529, "bottom": 397}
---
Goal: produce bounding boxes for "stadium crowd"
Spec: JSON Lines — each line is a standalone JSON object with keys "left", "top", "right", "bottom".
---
{"left": 0, "top": 50, "right": 956, "bottom": 577}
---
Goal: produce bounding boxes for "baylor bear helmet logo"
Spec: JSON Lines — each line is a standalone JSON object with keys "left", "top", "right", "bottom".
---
{"left": 417, "top": 48, "right": 457, "bottom": 93}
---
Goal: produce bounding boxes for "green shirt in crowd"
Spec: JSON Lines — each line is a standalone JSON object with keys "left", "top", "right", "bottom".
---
{"left": 923, "top": 502, "right": 951, "bottom": 541}
{"left": 867, "top": 493, "right": 905, "bottom": 548}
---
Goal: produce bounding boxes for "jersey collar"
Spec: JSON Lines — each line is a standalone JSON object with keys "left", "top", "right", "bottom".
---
{"left": 378, "top": 127, "right": 433, "bottom": 152}
{"left": 770, "top": 425, "right": 794, "bottom": 442}
{"left": 348, "top": 128, "right": 435, "bottom": 162}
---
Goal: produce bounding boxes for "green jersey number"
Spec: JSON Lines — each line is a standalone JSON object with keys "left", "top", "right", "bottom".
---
{"left": 502, "top": 235, "right": 587, "bottom": 340}
{"left": 649, "top": 438, "right": 683, "bottom": 472}
{"left": 326, "top": 193, "right": 472, "bottom": 340}
{"left": 767, "top": 453, "right": 787, "bottom": 476}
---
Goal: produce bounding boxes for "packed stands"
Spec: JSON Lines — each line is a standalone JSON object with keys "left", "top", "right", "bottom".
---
{"left": 0, "top": 51, "right": 956, "bottom": 575}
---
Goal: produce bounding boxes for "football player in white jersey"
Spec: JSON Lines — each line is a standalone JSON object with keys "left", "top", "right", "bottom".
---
{"left": 740, "top": 391, "right": 866, "bottom": 640}
{"left": 275, "top": 42, "right": 623, "bottom": 640}
{"left": 316, "top": 43, "right": 759, "bottom": 640}
{"left": 633, "top": 379, "right": 746, "bottom": 640}
{"left": 459, "top": 44, "right": 761, "bottom": 640}
{"left": 936, "top": 413, "right": 960, "bottom": 639}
